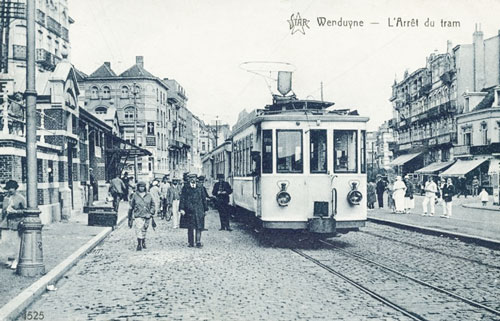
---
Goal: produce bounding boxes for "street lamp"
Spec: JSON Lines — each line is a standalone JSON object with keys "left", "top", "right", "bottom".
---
{"left": 133, "top": 83, "right": 139, "bottom": 183}
{"left": 18, "top": 0, "right": 45, "bottom": 276}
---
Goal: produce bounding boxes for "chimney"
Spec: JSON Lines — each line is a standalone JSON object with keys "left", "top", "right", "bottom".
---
{"left": 447, "top": 40, "right": 453, "bottom": 53}
{"left": 104, "top": 61, "right": 111, "bottom": 68}
{"left": 473, "top": 23, "right": 485, "bottom": 91}
{"left": 136, "top": 56, "right": 144, "bottom": 68}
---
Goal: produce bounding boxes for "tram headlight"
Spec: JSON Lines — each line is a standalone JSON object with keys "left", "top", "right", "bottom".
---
{"left": 276, "top": 191, "right": 291, "bottom": 207}
{"left": 347, "top": 180, "right": 363, "bottom": 206}
{"left": 347, "top": 190, "right": 363, "bottom": 205}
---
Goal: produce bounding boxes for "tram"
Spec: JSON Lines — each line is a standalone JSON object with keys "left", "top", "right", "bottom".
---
{"left": 203, "top": 94, "right": 369, "bottom": 235}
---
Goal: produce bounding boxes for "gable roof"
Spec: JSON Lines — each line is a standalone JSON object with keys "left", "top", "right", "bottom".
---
{"left": 88, "top": 63, "right": 117, "bottom": 78}
{"left": 119, "top": 64, "right": 155, "bottom": 78}
{"left": 475, "top": 89, "right": 495, "bottom": 111}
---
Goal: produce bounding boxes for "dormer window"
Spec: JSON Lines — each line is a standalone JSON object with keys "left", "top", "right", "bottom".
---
{"left": 121, "top": 86, "right": 129, "bottom": 98}
{"left": 90, "top": 86, "right": 99, "bottom": 99}
{"left": 102, "top": 86, "right": 111, "bottom": 99}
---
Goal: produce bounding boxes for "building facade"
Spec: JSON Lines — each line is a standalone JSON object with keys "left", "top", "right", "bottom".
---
{"left": 79, "top": 57, "right": 173, "bottom": 181}
{"left": 389, "top": 27, "right": 500, "bottom": 177}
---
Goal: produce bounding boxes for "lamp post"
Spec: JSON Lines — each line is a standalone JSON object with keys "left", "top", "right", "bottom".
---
{"left": 133, "top": 82, "right": 139, "bottom": 183}
{"left": 18, "top": 0, "right": 45, "bottom": 276}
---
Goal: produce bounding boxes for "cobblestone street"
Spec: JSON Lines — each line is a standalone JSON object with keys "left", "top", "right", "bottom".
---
{"left": 20, "top": 207, "right": 500, "bottom": 321}
{"left": 24, "top": 210, "right": 410, "bottom": 321}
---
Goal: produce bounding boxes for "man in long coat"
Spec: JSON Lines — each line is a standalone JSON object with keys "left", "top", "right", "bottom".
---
{"left": 212, "top": 173, "right": 233, "bottom": 231}
{"left": 375, "top": 175, "right": 386, "bottom": 208}
{"left": 179, "top": 174, "right": 208, "bottom": 248}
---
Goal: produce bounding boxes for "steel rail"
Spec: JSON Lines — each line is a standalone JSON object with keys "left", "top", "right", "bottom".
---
{"left": 320, "top": 239, "right": 500, "bottom": 317}
{"left": 360, "top": 230, "right": 500, "bottom": 270}
{"left": 290, "top": 249, "right": 428, "bottom": 321}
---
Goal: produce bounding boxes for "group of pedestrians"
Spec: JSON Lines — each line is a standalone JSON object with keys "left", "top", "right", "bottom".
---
{"left": 125, "top": 173, "right": 233, "bottom": 250}
{"left": 368, "top": 175, "right": 462, "bottom": 218}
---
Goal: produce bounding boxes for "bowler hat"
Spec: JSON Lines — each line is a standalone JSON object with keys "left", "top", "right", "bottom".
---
{"left": 187, "top": 173, "right": 197, "bottom": 179}
{"left": 5, "top": 180, "right": 19, "bottom": 190}
{"left": 198, "top": 175, "right": 206, "bottom": 181}
{"left": 136, "top": 181, "right": 147, "bottom": 187}
{"left": 216, "top": 173, "right": 224, "bottom": 179}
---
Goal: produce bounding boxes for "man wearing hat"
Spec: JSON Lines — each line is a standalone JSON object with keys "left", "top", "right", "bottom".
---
{"left": 159, "top": 175, "right": 170, "bottom": 219}
{"left": 109, "top": 174, "right": 126, "bottom": 211}
{"left": 128, "top": 181, "right": 156, "bottom": 251}
{"left": 167, "top": 175, "right": 182, "bottom": 227}
{"left": 375, "top": 175, "right": 386, "bottom": 209}
{"left": 179, "top": 174, "right": 208, "bottom": 247}
{"left": 212, "top": 173, "right": 233, "bottom": 231}
{"left": 1, "top": 180, "right": 26, "bottom": 269}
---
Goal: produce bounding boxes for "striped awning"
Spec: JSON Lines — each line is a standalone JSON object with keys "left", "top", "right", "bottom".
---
{"left": 440, "top": 159, "right": 489, "bottom": 177}
{"left": 389, "top": 152, "right": 422, "bottom": 166}
{"left": 488, "top": 159, "right": 500, "bottom": 175}
{"left": 415, "top": 161, "right": 455, "bottom": 174}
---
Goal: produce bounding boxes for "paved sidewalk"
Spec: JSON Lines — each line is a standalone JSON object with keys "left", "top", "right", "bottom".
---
{"left": 368, "top": 194, "right": 500, "bottom": 243}
{"left": 0, "top": 201, "right": 128, "bottom": 309}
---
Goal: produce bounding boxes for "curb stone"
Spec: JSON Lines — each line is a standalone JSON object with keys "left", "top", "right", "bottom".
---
{"left": 0, "top": 215, "right": 126, "bottom": 321}
{"left": 461, "top": 203, "right": 500, "bottom": 212}
{"left": 367, "top": 216, "right": 500, "bottom": 250}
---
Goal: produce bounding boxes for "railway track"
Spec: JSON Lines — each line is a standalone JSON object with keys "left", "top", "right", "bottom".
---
{"left": 291, "top": 241, "right": 500, "bottom": 321}
{"left": 359, "top": 230, "right": 500, "bottom": 270}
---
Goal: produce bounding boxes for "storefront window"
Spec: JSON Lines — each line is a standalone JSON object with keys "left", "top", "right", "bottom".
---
{"left": 310, "top": 130, "right": 327, "bottom": 173}
{"left": 277, "top": 130, "right": 303, "bottom": 173}
{"left": 334, "top": 130, "right": 357, "bottom": 173}
{"left": 262, "top": 130, "right": 273, "bottom": 173}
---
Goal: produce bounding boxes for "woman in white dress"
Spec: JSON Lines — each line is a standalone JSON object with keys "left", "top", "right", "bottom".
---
{"left": 392, "top": 176, "right": 407, "bottom": 214}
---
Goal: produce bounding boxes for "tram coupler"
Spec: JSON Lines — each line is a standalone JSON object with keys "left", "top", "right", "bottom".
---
{"left": 307, "top": 216, "right": 336, "bottom": 234}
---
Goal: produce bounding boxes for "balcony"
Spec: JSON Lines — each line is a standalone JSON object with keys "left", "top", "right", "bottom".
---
{"left": 36, "top": 49, "right": 57, "bottom": 71}
{"left": 454, "top": 145, "right": 471, "bottom": 156}
{"left": 47, "top": 16, "right": 61, "bottom": 36}
{"left": 388, "top": 118, "right": 397, "bottom": 129}
{"left": 36, "top": 9, "right": 45, "bottom": 26}
{"left": 471, "top": 143, "right": 500, "bottom": 155}
{"left": 12, "top": 44, "right": 26, "bottom": 60}
{"left": 61, "top": 27, "right": 69, "bottom": 41}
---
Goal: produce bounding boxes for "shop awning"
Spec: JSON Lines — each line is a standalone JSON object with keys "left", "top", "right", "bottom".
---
{"left": 415, "top": 161, "right": 455, "bottom": 174}
{"left": 488, "top": 159, "right": 500, "bottom": 175}
{"left": 389, "top": 152, "right": 422, "bottom": 166}
{"left": 440, "top": 159, "right": 489, "bottom": 177}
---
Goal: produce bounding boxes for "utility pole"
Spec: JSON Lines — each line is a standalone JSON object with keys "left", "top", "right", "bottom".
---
{"left": 320, "top": 81, "right": 323, "bottom": 102}
{"left": 133, "top": 82, "right": 138, "bottom": 183}
{"left": 214, "top": 116, "right": 219, "bottom": 147}
{"left": 18, "top": 0, "right": 45, "bottom": 276}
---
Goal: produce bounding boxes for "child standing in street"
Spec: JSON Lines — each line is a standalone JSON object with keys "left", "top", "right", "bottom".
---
{"left": 479, "top": 188, "right": 489, "bottom": 206}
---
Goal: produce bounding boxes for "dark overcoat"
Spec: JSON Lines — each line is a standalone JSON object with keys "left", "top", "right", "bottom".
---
{"left": 212, "top": 181, "right": 233, "bottom": 204}
{"left": 179, "top": 185, "right": 208, "bottom": 229}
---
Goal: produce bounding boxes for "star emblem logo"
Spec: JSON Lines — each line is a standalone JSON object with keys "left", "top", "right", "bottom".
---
{"left": 288, "top": 12, "right": 310, "bottom": 35}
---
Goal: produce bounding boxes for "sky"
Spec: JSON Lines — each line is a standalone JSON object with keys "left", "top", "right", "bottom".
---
{"left": 69, "top": 0, "right": 500, "bottom": 130}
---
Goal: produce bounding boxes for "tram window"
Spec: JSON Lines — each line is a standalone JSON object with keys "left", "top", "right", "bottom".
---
{"left": 334, "top": 130, "right": 357, "bottom": 173}
{"left": 262, "top": 130, "right": 273, "bottom": 173}
{"left": 277, "top": 130, "right": 303, "bottom": 173}
{"left": 361, "top": 130, "right": 366, "bottom": 174}
{"left": 310, "top": 130, "right": 327, "bottom": 173}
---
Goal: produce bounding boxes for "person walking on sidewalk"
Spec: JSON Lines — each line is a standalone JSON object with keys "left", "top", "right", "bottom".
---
{"left": 109, "top": 174, "right": 126, "bottom": 211}
{"left": 149, "top": 179, "right": 161, "bottom": 217}
{"left": 128, "top": 181, "right": 156, "bottom": 251}
{"left": 441, "top": 178, "right": 455, "bottom": 218}
{"left": 367, "top": 181, "right": 377, "bottom": 209}
{"left": 438, "top": 177, "right": 447, "bottom": 217}
{"left": 393, "top": 176, "right": 406, "bottom": 214}
{"left": 167, "top": 177, "right": 182, "bottom": 227}
{"left": 422, "top": 177, "right": 437, "bottom": 216}
{"left": 159, "top": 176, "right": 170, "bottom": 219}
{"left": 403, "top": 175, "right": 414, "bottom": 214}
{"left": 376, "top": 175, "right": 386, "bottom": 208}
{"left": 179, "top": 174, "right": 208, "bottom": 248}
{"left": 479, "top": 188, "right": 489, "bottom": 206}
{"left": 89, "top": 168, "right": 98, "bottom": 202}
{"left": 212, "top": 173, "right": 233, "bottom": 231}
{"left": 0, "top": 180, "right": 26, "bottom": 270}
{"left": 472, "top": 176, "right": 480, "bottom": 197}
